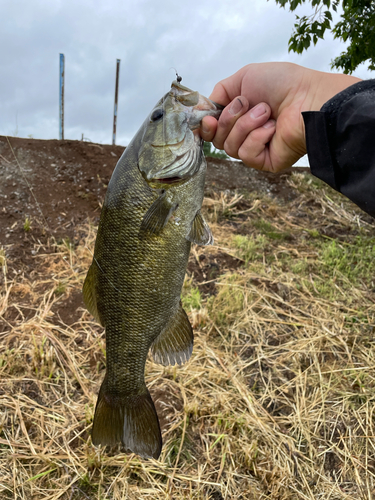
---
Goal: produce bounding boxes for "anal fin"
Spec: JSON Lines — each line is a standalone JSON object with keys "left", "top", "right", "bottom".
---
{"left": 151, "top": 302, "right": 193, "bottom": 366}
{"left": 187, "top": 210, "right": 213, "bottom": 246}
{"left": 140, "top": 191, "right": 177, "bottom": 236}
{"left": 83, "top": 263, "right": 103, "bottom": 326}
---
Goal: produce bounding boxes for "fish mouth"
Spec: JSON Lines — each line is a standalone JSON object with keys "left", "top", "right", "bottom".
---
{"left": 151, "top": 138, "right": 185, "bottom": 149}
{"left": 155, "top": 176, "right": 182, "bottom": 184}
{"left": 139, "top": 168, "right": 185, "bottom": 188}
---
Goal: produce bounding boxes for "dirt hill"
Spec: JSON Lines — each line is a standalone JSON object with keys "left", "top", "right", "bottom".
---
{"left": 0, "top": 135, "right": 300, "bottom": 247}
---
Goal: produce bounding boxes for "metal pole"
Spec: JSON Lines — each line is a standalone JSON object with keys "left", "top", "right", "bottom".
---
{"left": 59, "top": 53, "right": 65, "bottom": 140}
{"left": 113, "top": 59, "right": 121, "bottom": 145}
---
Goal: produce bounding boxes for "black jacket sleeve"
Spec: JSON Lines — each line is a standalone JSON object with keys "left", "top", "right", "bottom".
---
{"left": 302, "top": 80, "right": 375, "bottom": 217}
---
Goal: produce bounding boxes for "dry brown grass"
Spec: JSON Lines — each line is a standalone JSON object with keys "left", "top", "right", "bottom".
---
{"left": 1, "top": 172, "right": 375, "bottom": 499}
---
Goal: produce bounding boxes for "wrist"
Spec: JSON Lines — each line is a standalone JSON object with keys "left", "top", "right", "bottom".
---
{"left": 309, "top": 71, "right": 361, "bottom": 112}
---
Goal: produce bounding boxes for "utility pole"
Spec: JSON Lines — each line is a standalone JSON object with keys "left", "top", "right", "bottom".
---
{"left": 59, "top": 53, "right": 65, "bottom": 140}
{"left": 112, "top": 59, "right": 121, "bottom": 145}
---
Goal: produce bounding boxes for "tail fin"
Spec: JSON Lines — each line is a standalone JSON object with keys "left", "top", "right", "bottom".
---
{"left": 91, "top": 383, "right": 162, "bottom": 459}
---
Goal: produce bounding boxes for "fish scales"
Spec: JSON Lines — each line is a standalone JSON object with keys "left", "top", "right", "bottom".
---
{"left": 83, "top": 81, "right": 222, "bottom": 459}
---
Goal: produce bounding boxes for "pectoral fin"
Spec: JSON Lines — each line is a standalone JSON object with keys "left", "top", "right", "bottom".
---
{"left": 83, "top": 263, "right": 104, "bottom": 326}
{"left": 151, "top": 302, "right": 193, "bottom": 366}
{"left": 140, "top": 191, "right": 177, "bottom": 236}
{"left": 187, "top": 211, "right": 213, "bottom": 246}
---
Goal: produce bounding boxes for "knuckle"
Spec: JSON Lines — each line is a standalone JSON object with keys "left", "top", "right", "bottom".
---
{"left": 213, "top": 137, "right": 224, "bottom": 150}
{"left": 212, "top": 82, "right": 224, "bottom": 95}
{"left": 238, "top": 143, "right": 263, "bottom": 170}
{"left": 218, "top": 109, "right": 234, "bottom": 129}
{"left": 254, "top": 125, "right": 274, "bottom": 143}
{"left": 234, "top": 117, "right": 250, "bottom": 136}
{"left": 223, "top": 141, "right": 239, "bottom": 160}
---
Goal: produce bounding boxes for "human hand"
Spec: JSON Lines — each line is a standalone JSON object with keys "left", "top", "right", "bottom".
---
{"left": 202, "top": 63, "right": 361, "bottom": 172}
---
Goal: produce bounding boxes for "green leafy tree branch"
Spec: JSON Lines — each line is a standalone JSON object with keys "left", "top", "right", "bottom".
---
{"left": 274, "top": 0, "right": 375, "bottom": 73}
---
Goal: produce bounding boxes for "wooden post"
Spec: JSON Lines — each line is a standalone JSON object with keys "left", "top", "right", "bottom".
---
{"left": 113, "top": 59, "right": 121, "bottom": 145}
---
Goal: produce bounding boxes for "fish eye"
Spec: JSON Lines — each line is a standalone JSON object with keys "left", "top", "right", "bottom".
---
{"left": 151, "top": 109, "right": 164, "bottom": 122}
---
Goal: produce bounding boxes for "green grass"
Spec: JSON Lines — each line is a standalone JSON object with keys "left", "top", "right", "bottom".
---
{"left": 54, "top": 281, "right": 67, "bottom": 295}
{"left": 23, "top": 217, "right": 31, "bottom": 232}
{"left": 182, "top": 282, "right": 202, "bottom": 310}
{"left": 203, "top": 141, "right": 229, "bottom": 159}
{"left": 253, "top": 218, "right": 291, "bottom": 241}
{"left": 320, "top": 235, "right": 375, "bottom": 285}
{"left": 208, "top": 273, "right": 246, "bottom": 327}
{"left": 232, "top": 234, "right": 267, "bottom": 264}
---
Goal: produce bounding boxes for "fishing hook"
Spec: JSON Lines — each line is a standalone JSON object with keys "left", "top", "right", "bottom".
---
{"left": 171, "top": 67, "right": 182, "bottom": 83}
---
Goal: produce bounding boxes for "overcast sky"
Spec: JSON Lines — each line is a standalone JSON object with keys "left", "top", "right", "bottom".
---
{"left": 1, "top": 0, "right": 372, "bottom": 150}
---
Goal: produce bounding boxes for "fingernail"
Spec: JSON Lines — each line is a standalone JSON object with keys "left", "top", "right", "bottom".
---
{"left": 201, "top": 123, "right": 210, "bottom": 135}
{"left": 250, "top": 103, "right": 267, "bottom": 119}
{"left": 229, "top": 98, "right": 243, "bottom": 116}
{"left": 263, "top": 119, "right": 276, "bottom": 129}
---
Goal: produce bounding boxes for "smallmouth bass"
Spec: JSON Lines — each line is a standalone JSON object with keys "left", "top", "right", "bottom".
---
{"left": 83, "top": 80, "right": 222, "bottom": 459}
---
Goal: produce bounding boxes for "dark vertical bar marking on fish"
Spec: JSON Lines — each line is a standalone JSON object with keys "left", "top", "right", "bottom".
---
{"left": 59, "top": 53, "right": 65, "bottom": 141}
{"left": 112, "top": 59, "right": 121, "bottom": 146}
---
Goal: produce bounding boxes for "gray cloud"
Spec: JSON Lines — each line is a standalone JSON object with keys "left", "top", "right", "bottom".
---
{"left": 1, "top": 0, "right": 371, "bottom": 145}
